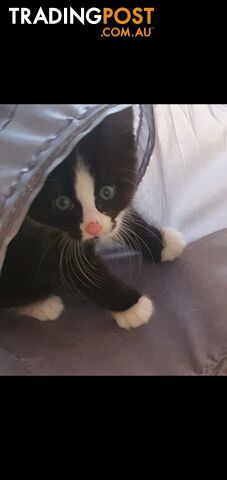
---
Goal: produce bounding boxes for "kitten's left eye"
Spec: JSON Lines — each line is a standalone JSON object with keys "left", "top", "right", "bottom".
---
{"left": 52, "top": 196, "right": 74, "bottom": 211}
{"left": 99, "top": 185, "right": 116, "bottom": 201}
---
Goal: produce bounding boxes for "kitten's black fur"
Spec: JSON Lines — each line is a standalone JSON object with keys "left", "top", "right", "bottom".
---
{"left": 0, "top": 107, "right": 165, "bottom": 322}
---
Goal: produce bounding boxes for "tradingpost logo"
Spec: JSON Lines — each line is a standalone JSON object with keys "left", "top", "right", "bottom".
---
{"left": 8, "top": 6, "right": 155, "bottom": 38}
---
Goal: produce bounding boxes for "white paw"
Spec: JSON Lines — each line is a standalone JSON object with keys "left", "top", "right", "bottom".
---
{"left": 17, "top": 296, "right": 64, "bottom": 321}
{"left": 112, "top": 296, "right": 154, "bottom": 330}
{"left": 161, "top": 227, "right": 186, "bottom": 262}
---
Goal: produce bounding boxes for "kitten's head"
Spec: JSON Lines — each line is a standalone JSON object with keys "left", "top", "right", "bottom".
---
{"left": 29, "top": 107, "right": 137, "bottom": 243}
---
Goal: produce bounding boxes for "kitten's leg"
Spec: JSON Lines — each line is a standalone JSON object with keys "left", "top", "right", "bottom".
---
{"left": 123, "top": 210, "right": 185, "bottom": 262}
{"left": 17, "top": 296, "right": 64, "bottom": 321}
{"left": 161, "top": 226, "right": 186, "bottom": 262}
{"left": 75, "top": 252, "right": 153, "bottom": 329}
{"left": 112, "top": 295, "right": 154, "bottom": 330}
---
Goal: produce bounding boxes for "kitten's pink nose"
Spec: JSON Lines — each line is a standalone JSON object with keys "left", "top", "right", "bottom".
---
{"left": 85, "top": 221, "right": 102, "bottom": 236}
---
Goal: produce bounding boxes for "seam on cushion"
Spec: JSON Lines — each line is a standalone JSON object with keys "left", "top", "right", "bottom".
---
{"left": 202, "top": 350, "right": 227, "bottom": 375}
{"left": 0, "top": 345, "right": 32, "bottom": 375}
{"left": 0, "top": 105, "right": 19, "bottom": 133}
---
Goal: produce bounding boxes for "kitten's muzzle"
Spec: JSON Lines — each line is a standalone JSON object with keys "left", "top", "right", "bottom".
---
{"left": 85, "top": 221, "right": 102, "bottom": 237}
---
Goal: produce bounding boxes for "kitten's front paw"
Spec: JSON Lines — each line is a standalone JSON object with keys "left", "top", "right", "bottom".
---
{"left": 161, "top": 227, "right": 186, "bottom": 262}
{"left": 112, "top": 295, "right": 154, "bottom": 330}
{"left": 17, "top": 296, "right": 64, "bottom": 321}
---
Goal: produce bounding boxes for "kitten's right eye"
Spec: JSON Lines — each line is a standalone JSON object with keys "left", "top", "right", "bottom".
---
{"left": 99, "top": 185, "right": 116, "bottom": 201}
{"left": 52, "top": 196, "right": 74, "bottom": 212}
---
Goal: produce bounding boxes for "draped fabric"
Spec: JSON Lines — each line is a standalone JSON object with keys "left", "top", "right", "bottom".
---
{"left": 134, "top": 104, "right": 227, "bottom": 244}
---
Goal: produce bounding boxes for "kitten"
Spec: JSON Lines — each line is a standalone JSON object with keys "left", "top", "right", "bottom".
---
{"left": 0, "top": 107, "right": 185, "bottom": 329}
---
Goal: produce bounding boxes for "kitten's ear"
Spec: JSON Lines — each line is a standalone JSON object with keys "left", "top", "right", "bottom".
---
{"left": 102, "top": 106, "right": 134, "bottom": 137}
{"left": 106, "top": 105, "right": 139, "bottom": 142}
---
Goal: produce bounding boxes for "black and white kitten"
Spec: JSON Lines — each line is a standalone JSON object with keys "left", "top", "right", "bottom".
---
{"left": 0, "top": 107, "right": 185, "bottom": 329}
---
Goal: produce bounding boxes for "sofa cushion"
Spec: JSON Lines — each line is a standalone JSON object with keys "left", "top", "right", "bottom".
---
{"left": 0, "top": 228, "right": 226, "bottom": 375}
